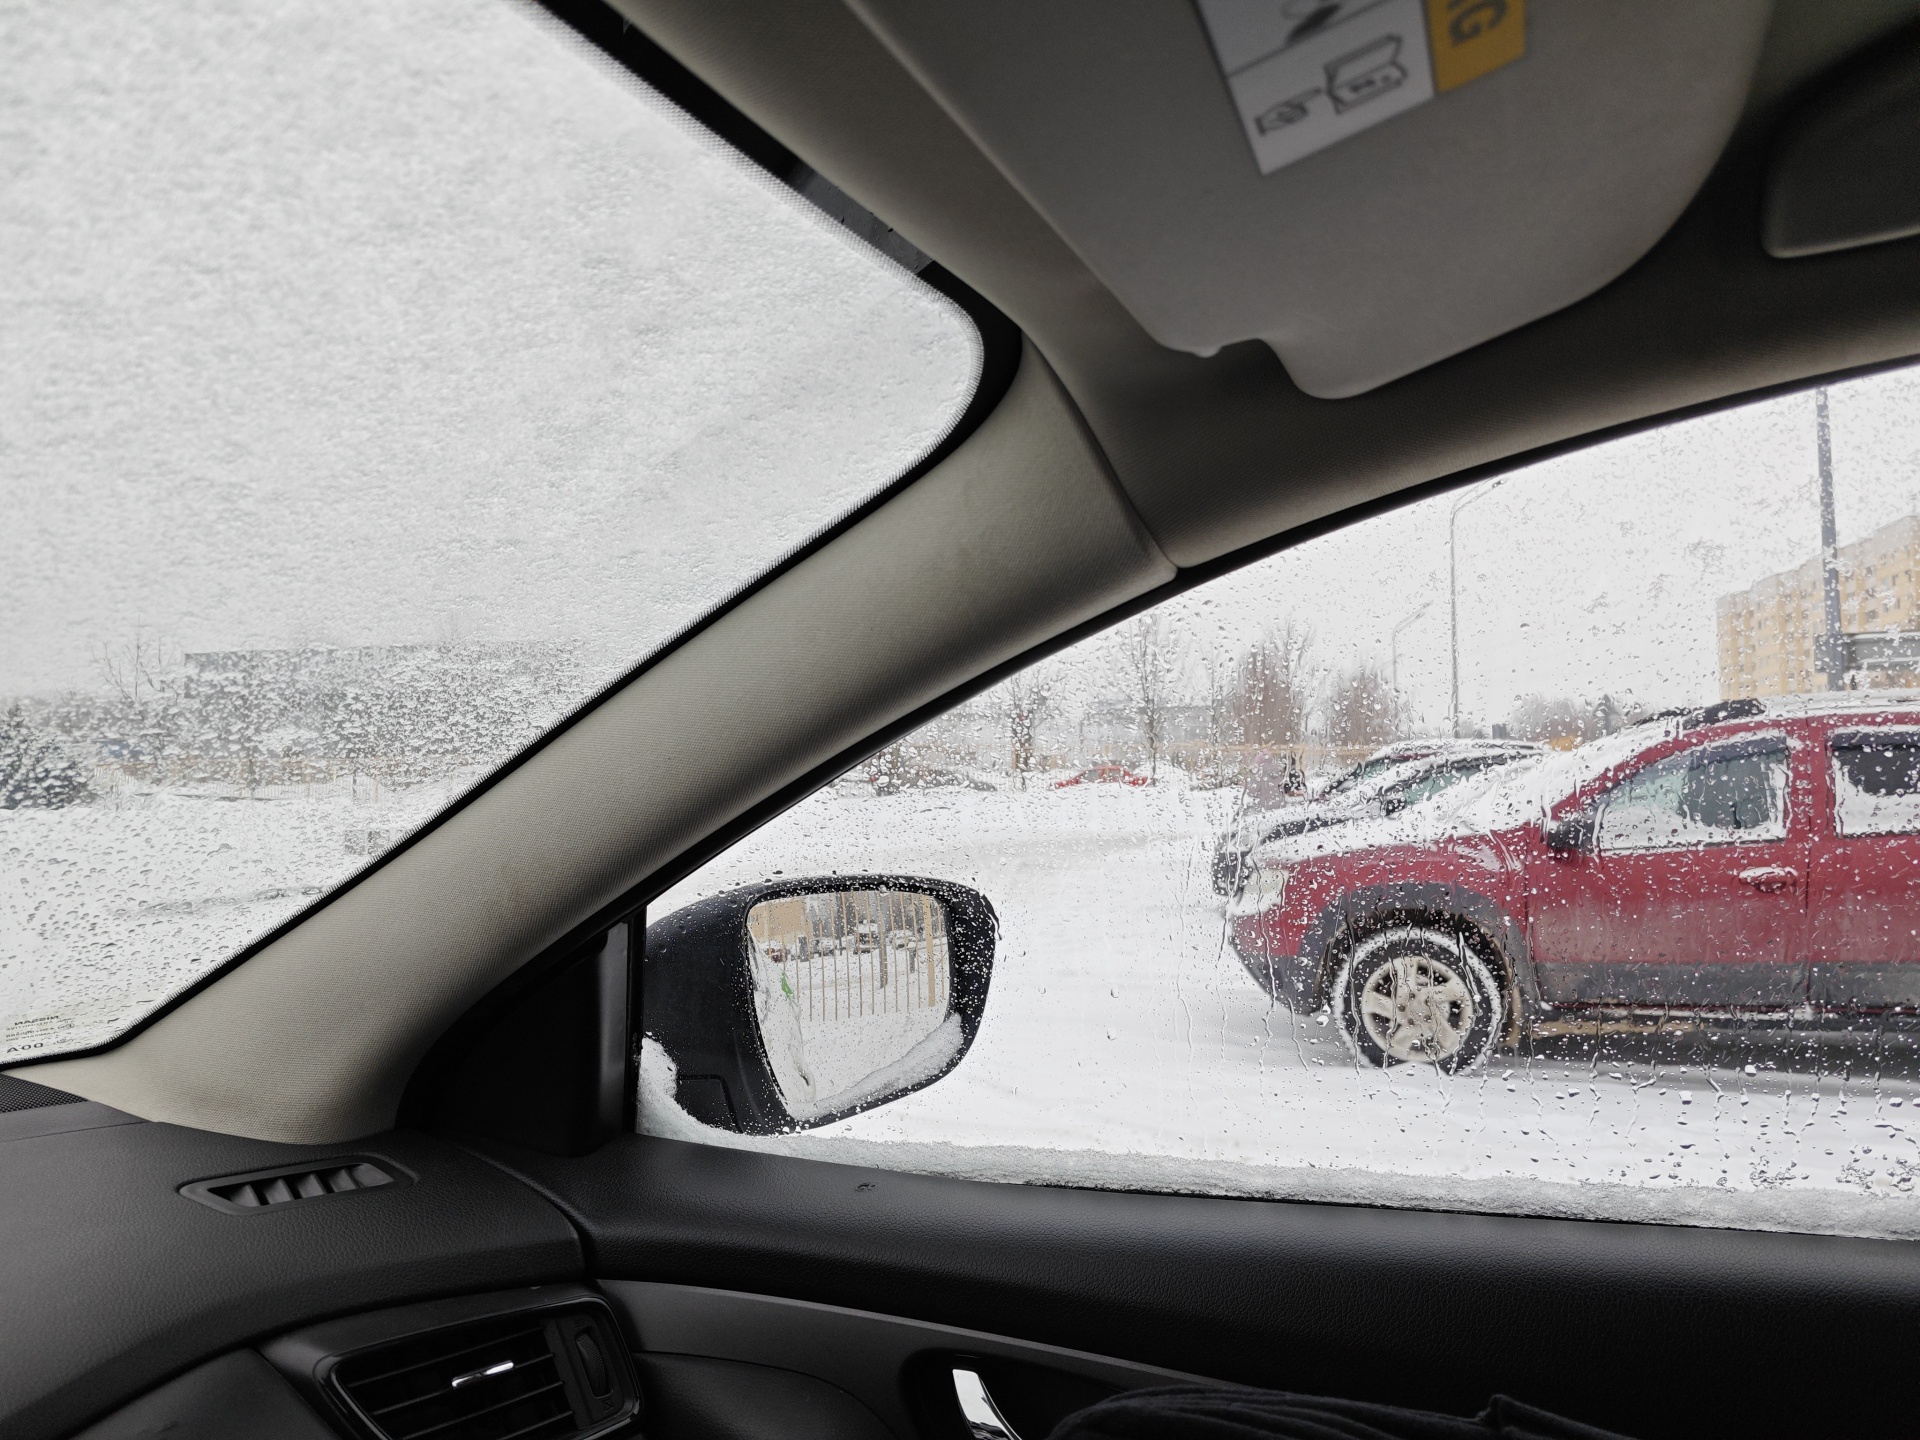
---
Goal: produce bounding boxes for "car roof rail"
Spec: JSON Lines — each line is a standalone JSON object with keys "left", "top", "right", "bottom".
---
{"left": 1682, "top": 698, "right": 1767, "bottom": 729}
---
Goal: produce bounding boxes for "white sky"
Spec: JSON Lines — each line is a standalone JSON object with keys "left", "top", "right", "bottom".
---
{"left": 0, "top": 0, "right": 978, "bottom": 697}
{"left": 1056, "top": 365, "right": 1920, "bottom": 733}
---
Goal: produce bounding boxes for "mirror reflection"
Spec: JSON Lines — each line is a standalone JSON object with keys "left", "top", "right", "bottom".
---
{"left": 745, "top": 889, "right": 957, "bottom": 1122}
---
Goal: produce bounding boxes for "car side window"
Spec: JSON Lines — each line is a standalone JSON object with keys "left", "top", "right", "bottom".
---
{"left": 1596, "top": 739, "right": 1790, "bottom": 852}
{"left": 1832, "top": 730, "right": 1920, "bottom": 836}
{"left": 643, "top": 366, "right": 1920, "bottom": 1243}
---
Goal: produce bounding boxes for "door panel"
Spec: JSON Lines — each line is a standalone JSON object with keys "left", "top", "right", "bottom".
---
{"left": 1529, "top": 736, "right": 1810, "bottom": 1007}
{"left": 1811, "top": 728, "right": 1920, "bottom": 1008}
{"left": 635, "top": 1354, "right": 896, "bottom": 1440}
{"left": 607, "top": 1281, "right": 1199, "bottom": 1440}
{"left": 482, "top": 1133, "right": 1920, "bottom": 1440}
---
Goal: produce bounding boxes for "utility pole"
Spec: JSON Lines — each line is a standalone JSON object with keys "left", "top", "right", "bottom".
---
{"left": 1390, "top": 600, "right": 1432, "bottom": 706}
{"left": 1449, "top": 481, "right": 1504, "bottom": 737}
{"left": 1816, "top": 387, "right": 1845, "bottom": 690}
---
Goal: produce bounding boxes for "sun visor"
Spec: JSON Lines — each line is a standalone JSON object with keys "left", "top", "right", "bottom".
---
{"left": 844, "top": 0, "right": 1773, "bottom": 398}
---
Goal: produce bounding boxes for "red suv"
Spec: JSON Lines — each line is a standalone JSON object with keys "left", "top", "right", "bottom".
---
{"left": 1229, "top": 697, "right": 1920, "bottom": 1071}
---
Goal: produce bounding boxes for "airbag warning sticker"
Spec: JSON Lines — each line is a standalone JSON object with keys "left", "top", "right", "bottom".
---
{"left": 1196, "top": 0, "right": 1526, "bottom": 175}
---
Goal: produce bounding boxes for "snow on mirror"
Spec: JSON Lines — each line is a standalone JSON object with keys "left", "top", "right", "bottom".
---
{"left": 650, "top": 364, "right": 1920, "bottom": 1241}
{"left": 0, "top": 0, "right": 979, "bottom": 1061}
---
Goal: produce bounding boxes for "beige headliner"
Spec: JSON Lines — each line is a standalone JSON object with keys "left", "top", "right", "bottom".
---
{"left": 18, "top": 0, "right": 1920, "bottom": 1139}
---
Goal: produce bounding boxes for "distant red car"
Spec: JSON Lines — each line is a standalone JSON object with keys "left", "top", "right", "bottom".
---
{"left": 1229, "top": 698, "right": 1920, "bottom": 1072}
{"left": 1054, "top": 765, "right": 1152, "bottom": 788}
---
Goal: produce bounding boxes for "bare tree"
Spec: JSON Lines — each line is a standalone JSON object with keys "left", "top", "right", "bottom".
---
{"left": 1124, "top": 614, "right": 1181, "bottom": 781}
{"left": 1228, "top": 622, "right": 1313, "bottom": 747}
{"left": 93, "top": 629, "right": 171, "bottom": 705}
{"left": 999, "top": 666, "right": 1054, "bottom": 787}
{"left": 1325, "top": 664, "right": 1399, "bottom": 750}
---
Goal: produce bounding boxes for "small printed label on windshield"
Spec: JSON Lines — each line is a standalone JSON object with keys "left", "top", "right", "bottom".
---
{"left": 1195, "top": 0, "right": 1525, "bottom": 175}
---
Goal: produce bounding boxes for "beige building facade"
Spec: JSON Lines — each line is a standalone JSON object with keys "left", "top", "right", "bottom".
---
{"left": 1718, "top": 514, "right": 1920, "bottom": 699}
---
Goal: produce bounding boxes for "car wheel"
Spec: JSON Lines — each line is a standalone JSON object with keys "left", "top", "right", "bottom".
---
{"left": 1331, "top": 926, "right": 1504, "bottom": 1073}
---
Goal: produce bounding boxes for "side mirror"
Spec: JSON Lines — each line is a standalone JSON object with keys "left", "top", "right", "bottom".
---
{"left": 643, "top": 876, "right": 996, "bottom": 1133}
{"left": 1542, "top": 811, "right": 1595, "bottom": 854}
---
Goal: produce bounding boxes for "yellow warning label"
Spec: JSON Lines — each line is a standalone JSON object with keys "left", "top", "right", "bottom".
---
{"left": 1425, "top": 0, "right": 1525, "bottom": 93}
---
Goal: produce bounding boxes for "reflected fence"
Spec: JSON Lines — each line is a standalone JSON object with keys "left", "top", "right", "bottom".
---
{"left": 748, "top": 890, "right": 950, "bottom": 1026}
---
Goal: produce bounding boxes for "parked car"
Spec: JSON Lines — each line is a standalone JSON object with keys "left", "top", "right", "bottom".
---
{"left": 1210, "top": 740, "right": 1544, "bottom": 897}
{"left": 1313, "top": 738, "right": 1494, "bottom": 799}
{"left": 1055, "top": 764, "right": 1153, "bottom": 788}
{"left": 1229, "top": 697, "right": 1920, "bottom": 1071}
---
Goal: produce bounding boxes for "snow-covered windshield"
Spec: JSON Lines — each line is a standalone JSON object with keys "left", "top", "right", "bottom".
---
{"left": 0, "top": 0, "right": 979, "bottom": 1060}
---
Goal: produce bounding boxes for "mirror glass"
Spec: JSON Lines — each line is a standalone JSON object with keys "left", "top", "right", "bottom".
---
{"left": 745, "top": 889, "right": 957, "bottom": 1122}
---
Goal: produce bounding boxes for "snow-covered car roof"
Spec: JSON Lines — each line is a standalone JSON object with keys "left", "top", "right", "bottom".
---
{"left": 1250, "top": 703, "right": 1920, "bottom": 869}
{"left": 1250, "top": 725, "right": 1665, "bottom": 867}
{"left": 1231, "top": 742, "right": 1547, "bottom": 849}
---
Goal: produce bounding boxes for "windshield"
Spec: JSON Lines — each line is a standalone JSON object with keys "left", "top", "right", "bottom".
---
{"left": 1318, "top": 754, "right": 1409, "bottom": 797}
{"left": 0, "top": 0, "right": 980, "bottom": 1062}
{"left": 1385, "top": 754, "right": 1516, "bottom": 808}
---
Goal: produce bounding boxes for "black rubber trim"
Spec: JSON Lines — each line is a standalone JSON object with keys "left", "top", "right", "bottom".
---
{"left": 10, "top": 0, "right": 1018, "bottom": 1073}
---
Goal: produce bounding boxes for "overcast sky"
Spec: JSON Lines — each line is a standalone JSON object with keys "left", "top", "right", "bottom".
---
{"left": 0, "top": 0, "right": 978, "bottom": 698}
{"left": 1042, "top": 364, "right": 1920, "bottom": 733}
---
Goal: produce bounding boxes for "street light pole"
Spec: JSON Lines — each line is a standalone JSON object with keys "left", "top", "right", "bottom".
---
{"left": 1816, "top": 387, "right": 1844, "bottom": 690}
{"left": 1390, "top": 600, "right": 1432, "bottom": 705}
{"left": 1449, "top": 481, "right": 1504, "bottom": 737}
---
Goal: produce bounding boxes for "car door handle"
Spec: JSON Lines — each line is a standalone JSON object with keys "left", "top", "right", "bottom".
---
{"left": 1738, "top": 866, "right": 1798, "bottom": 892}
{"left": 954, "top": 1368, "right": 1023, "bottom": 1440}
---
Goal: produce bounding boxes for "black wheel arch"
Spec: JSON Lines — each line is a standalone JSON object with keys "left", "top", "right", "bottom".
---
{"left": 1299, "top": 883, "right": 1531, "bottom": 1023}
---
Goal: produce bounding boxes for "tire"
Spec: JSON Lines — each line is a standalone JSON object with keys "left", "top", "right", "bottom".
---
{"left": 1331, "top": 925, "right": 1504, "bottom": 1073}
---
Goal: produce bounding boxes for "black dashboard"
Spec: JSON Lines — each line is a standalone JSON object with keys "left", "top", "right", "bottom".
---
{"left": 0, "top": 1082, "right": 580, "bottom": 1440}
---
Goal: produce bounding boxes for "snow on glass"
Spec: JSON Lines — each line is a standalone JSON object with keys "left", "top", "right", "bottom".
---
{"left": 0, "top": 0, "right": 980, "bottom": 1059}
{"left": 651, "top": 366, "right": 1920, "bottom": 1241}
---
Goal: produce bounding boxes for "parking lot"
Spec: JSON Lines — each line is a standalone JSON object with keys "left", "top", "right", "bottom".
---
{"left": 653, "top": 777, "right": 1920, "bottom": 1240}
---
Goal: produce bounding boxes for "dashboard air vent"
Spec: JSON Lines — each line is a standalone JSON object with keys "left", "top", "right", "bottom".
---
{"left": 335, "top": 1316, "right": 571, "bottom": 1440}
{"left": 330, "top": 1309, "right": 627, "bottom": 1440}
{"left": 179, "top": 1158, "right": 411, "bottom": 1214}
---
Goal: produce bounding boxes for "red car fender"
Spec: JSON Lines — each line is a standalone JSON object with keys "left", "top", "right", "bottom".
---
{"left": 1233, "top": 836, "right": 1529, "bottom": 992}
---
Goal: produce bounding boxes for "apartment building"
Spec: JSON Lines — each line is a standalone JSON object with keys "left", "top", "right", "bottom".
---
{"left": 1717, "top": 514, "right": 1920, "bottom": 698}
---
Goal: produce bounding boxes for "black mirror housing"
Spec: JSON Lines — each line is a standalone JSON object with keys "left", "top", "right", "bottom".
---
{"left": 1543, "top": 811, "right": 1595, "bottom": 853}
{"left": 643, "top": 875, "right": 996, "bottom": 1134}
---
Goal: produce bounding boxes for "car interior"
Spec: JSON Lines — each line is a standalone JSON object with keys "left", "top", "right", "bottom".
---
{"left": 11, "top": 1, "right": 1920, "bottom": 1438}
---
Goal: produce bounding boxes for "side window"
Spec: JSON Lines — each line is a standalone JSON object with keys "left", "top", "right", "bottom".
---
{"left": 1597, "top": 740, "right": 1789, "bottom": 851}
{"left": 1832, "top": 730, "right": 1920, "bottom": 836}
{"left": 644, "top": 367, "right": 1920, "bottom": 1242}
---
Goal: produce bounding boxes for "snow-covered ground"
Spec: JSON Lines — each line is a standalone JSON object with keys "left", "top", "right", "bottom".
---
{"left": 649, "top": 777, "right": 1920, "bottom": 1241}
{"left": 15, "top": 759, "right": 1920, "bottom": 1239}
{"left": 0, "top": 768, "right": 480, "bottom": 1060}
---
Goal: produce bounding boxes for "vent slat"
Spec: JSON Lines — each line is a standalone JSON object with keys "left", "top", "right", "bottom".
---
{"left": 485, "top": 1410, "right": 580, "bottom": 1440}
{"left": 183, "top": 1159, "right": 402, "bottom": 1214}
{"left": 368, "top": 1354, "right": 557, "bottom": 1416}
{"left": 334, "top": 1314, "right": 580, "bottom": 1440}
{"left": 398, "top": 1380, "right": 569, "bottom": 1440}
{"left": 350, "top": 1327, "right": 547, "bottom": 1389}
